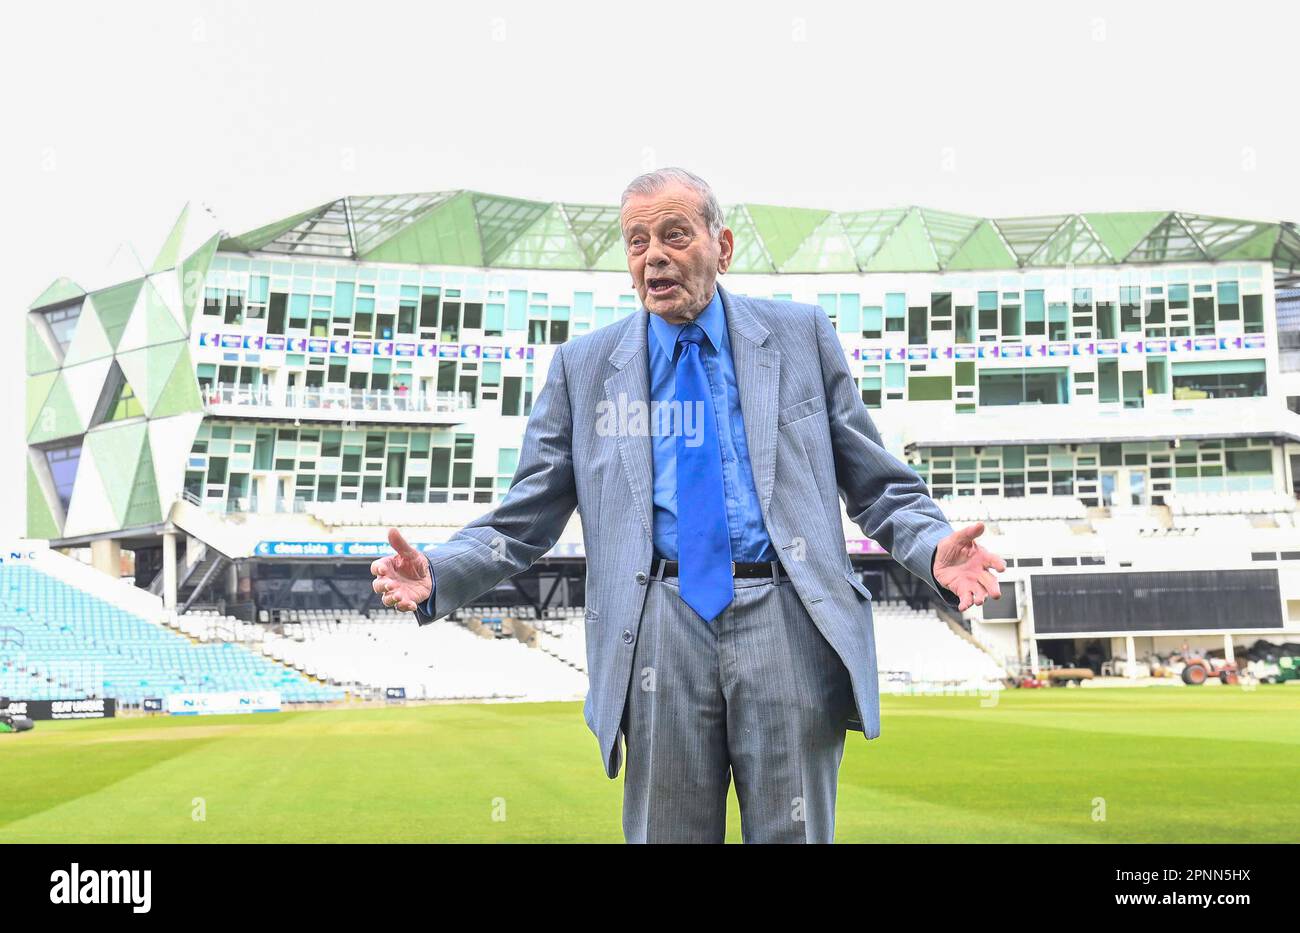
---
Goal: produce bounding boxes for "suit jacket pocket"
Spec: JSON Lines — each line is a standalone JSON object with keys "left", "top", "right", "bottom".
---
{"left": 777, "top": 395, "right": 826, "bottom": 427}
{"left": 844, "top": 569, "right": 873, "bottom": 602}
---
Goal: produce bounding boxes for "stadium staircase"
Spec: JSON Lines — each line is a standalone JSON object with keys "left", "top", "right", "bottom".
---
{"left": 145, "top": 539, "right": 231, "bottom": 613}
{"left": 0, "top": 553, "right": 343, "bottom": 706}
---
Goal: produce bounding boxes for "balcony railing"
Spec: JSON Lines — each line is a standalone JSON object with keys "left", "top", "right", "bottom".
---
{"left": 202, "top": 383, "right": 473, "bottom": 416}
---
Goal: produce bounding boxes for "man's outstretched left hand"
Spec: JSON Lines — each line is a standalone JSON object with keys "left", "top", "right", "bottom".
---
{"left": 933, "top": 522, "right": 1006, "bottom": 612}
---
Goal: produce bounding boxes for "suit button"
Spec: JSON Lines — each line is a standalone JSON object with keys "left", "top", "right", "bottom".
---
{"left": 622, "top": 629, "right": 634, "bottom": 645}
{"left": 634, "top": 571, "right": 647, "bottom": 585}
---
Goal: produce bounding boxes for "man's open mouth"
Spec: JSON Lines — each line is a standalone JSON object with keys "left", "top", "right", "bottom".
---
{"left": 647, "top": 277, "right": 680, "bottom": 297}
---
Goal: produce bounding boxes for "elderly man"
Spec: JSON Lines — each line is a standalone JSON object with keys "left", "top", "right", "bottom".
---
{"left": 371, "top": 168, "right": 1004, "bottom": 843}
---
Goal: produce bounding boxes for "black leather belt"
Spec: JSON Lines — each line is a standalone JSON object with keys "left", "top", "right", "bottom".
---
{"left": 652, "top": 558, "right": 790, "bottom": 582}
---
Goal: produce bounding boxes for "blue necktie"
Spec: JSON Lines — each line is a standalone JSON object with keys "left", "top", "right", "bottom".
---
{"left": 675, "top": 324, "right": 733, "bottom": 623}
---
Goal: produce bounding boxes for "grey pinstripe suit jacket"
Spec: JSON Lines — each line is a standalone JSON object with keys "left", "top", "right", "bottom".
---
{"left": 415, "top": 284, "right": 958, "bottom": 778}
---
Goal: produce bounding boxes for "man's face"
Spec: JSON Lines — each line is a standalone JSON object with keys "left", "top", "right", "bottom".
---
{"left": 621, "top": 181, "right": 733, "bottom": 324}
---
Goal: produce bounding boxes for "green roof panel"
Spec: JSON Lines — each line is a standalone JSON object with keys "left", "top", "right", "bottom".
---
{"left": 359, "top": 191, "right": 484, "bottom": 266}
{"left": 494, "top": 204, "right": 586, "bottom": 269}
{"left": 865, "top": 209, "right": 939, "bottom": 272}
{"left": 207, "top": 191, "right": 1297, "bottom": 274}
{"left": 222, "top": 201, "right": 338, "bottom": 253}
{"left": 723, "top": 206, "right": 774, "bottom": 274}
{"left": 781, "top": 213, "right": 859, "bottom": 273}
{"left": 945, "top": 220, "right": 1018, "bottom": 271}
{"left": 918, "top": 209, "right": 983, "bottom": 267}
{"left": 745, "top": 204, "right": 831, "bottom": 270}
{"left": 1084, "top": 212, "right": 1170, "bottom": 261}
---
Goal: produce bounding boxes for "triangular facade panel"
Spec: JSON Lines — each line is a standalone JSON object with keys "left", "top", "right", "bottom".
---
{"left": 101, "top": 242, "right": 148, "bottom": 286}
{"left": 29, "top": 277, "right": 85, "bottom": 310}
{"left": 61, "top": 297, "right": 113, "bottom": 366}
{"left": 117, "top": 278, "right": 184, "bottom": 354}
{"left": 61, "top": 356, "right": 114, "bottom": 430}
{"left": 151, "top": 204, "right": 189, "bottom": 273}
{"left": 148, "top": 346, "right": 203, "bottom": 418}
{"left": 26, "top": 371, "right": 59, "bottom": 437}
{"left": 26, "top": 457, "right": 61, "bottom": 540}
{"left": 27, "top": 317, "right": 62, "bottom": 374}
{"left": 91, "top": 278, "right": 144, "bottom": 349}
{"left": 122, "top": 437, "right": 161, "bottom": 527}
{"left": 148, "top": 270, "right": 187, "bottom": 334}
{"left": 85, "top": 421, "right": 149, "bottom": 525}
{"left": 128, "top": 340, "right": 186, "bottom": 416}
{"left": 61, "top": 440, "right": 117, "bottom": 538}
{"left": 91, "top": 360, "right": 145, "bottom": 426}
{"left": 148, "top": 412, "right": 204, "bottom": 512}
{"left": 179, "top": 233, "right": 220, "bottom": 326}
{"left": 28, "top": 372, "right": 86, "bottom": 444}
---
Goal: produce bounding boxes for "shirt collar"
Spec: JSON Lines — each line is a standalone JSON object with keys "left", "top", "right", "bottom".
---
{"left": 648, "top": 285, "right": 725, "bottom": 362}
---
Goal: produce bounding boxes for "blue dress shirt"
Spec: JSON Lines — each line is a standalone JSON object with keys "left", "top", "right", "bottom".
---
{"left": 647, "top": 287, "right": 776, "bottom": 563}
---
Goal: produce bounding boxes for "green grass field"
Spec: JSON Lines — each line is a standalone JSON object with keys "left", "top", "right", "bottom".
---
{"left": 1, "top": 686, "right": 1296, "bottom": 842}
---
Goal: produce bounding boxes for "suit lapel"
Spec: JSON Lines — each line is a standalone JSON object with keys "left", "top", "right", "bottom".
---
{"left": 604, "top": 310, "right": 654, "bottom": 539}
{"left": 720, "top": 285, "right": 780, "bottom": 520}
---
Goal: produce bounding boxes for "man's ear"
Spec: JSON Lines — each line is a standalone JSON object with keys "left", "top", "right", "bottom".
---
{"left": 717, "top": 227, "right": 734, "bottom": 274}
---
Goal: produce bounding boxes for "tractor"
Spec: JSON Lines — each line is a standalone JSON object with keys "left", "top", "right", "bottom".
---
{"left": 1179, "top": 655, "right": 1239, "bottom": 686}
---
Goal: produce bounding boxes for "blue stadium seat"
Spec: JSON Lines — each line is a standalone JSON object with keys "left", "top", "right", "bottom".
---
{"left": 0, "top": 565, "right": 344, "bottom": 705}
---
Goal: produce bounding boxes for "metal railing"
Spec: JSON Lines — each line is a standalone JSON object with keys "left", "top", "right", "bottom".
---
{"left": 203, "top": 382, "right": 473, "bottom": 415}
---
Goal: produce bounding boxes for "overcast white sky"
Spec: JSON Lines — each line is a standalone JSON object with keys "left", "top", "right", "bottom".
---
{"left": 2, "top": 0, "right": 1297, "bottom": 538}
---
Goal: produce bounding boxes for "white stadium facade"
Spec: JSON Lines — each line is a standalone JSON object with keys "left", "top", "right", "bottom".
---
{"left": 15, "top": 190, "right": 1300, "bottom": 706}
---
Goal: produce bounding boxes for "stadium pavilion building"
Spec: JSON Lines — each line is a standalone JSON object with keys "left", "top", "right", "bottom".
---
{"left": 24, "top": 192, "right": 1300, "bottom": 674}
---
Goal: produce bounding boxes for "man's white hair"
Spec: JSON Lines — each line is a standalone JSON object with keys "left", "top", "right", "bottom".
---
{"left": 620, "top": 167, "right": 724, "bottom": 239}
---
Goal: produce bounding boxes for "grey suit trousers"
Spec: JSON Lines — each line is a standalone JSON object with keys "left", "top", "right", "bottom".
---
{"left": 621, "top": 569, "right": 857, "bottom": 844}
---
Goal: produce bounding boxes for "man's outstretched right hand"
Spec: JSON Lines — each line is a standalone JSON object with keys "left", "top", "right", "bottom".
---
{"left": 370, "top": 527, "right": 432, "bottom": 613}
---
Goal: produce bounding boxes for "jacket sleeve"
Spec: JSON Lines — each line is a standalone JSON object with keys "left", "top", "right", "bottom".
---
{"left": 813, "top": 307, "right": 960, "bottom": 608}
{"left": 412, "top": 342, "right": 579, "bottom": 624}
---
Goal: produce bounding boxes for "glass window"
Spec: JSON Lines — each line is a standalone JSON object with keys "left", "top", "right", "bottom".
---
{"left": 1098, "top": 360, "right": 1119, "bottom": 403}
{"left": 978, "top": 367, "right": 1069, "bottom": 406}
{"left": 908, "top": 306, "right": 928, "bottom": 345}
{"left": 1171, "top": 359, "right": 1266, "bottom": 399}
{"left": 1122, "top": 369, "right": 1144, "bottom": 410}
